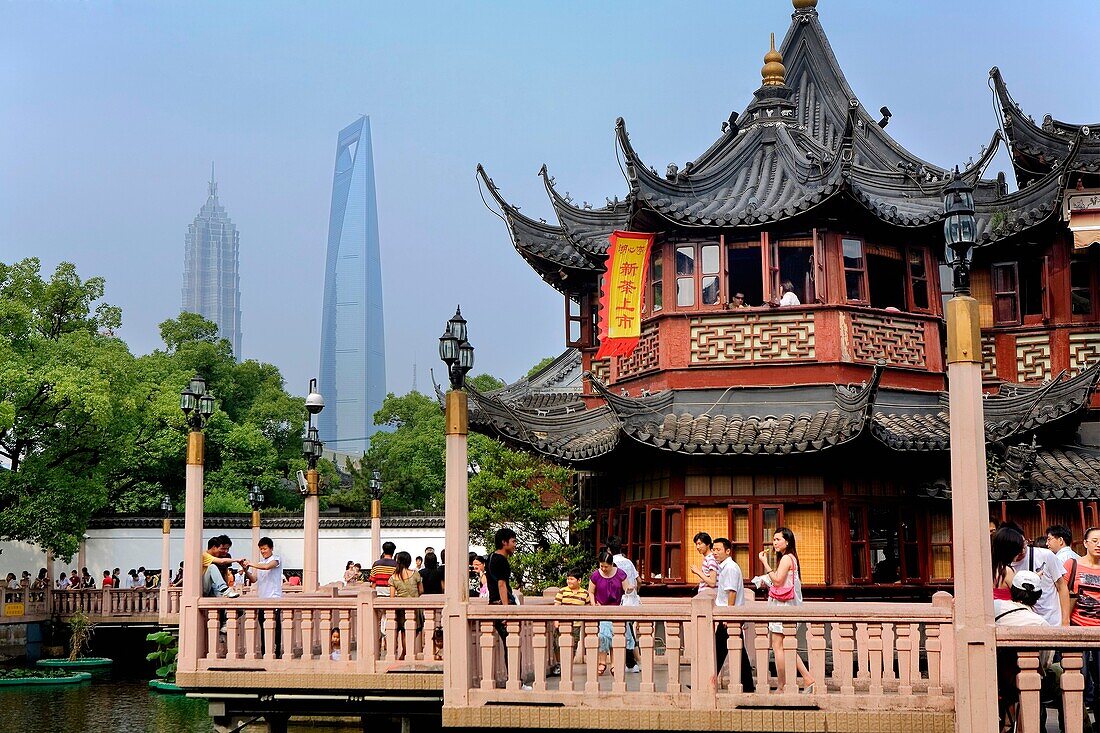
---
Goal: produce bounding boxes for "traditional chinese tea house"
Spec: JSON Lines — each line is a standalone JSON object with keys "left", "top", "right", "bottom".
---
{"left": 471, "top": 0, "right": 1100, "bottom": 597}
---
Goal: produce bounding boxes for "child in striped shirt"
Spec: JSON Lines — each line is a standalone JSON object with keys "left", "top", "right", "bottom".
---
{"left": 550, "top": 568, "right": 590, "bottom": 675}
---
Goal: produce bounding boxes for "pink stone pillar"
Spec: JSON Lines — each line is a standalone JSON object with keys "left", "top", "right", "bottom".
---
{"left": 77, "top": 537, "right": 87, "bottom": 573}
{"left": 303, "top": 469, "right": 320, "bottom": 592}
{"left": 159, "top": 517, "right": 171, "bottom": 622}
{"left": 178, "top": 431, "right": 205, "bottom": 670}
{"left": 947, "top": 294, "right": 998, "bottom": 733}
{"left": 371, "top": 499, "right": 382, "bottom": 566}
{"left": 443, "top": 390, "right": 471, "bottom": 706}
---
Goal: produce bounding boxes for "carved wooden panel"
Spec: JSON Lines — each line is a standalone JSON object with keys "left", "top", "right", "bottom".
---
{"left": 616, "top": 324, "right": 660, "bottom": 378}
{"left": 590, "top": 358, "right": 611, "bottom": 385}
{"left": 689, "top": 312, "right": 815, "bottom": 364}
{"left": 848, "top": 313, "right": 926, "bottom": 367}
{"left": 1014, "top": 334, "right": 1052, "bottom": 382}
{"left": 1069, "top": 332, "right": 1100, "bottom": 375}
{"left": 981, "top": 336, "right": 998, "bottom": 381}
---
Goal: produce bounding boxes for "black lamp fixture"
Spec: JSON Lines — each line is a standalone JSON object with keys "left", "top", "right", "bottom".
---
{"left": 369, "top": 468, "right": 383, "bottom": 501}
{"left": 302, "top": 379, "right": 325, "bottom": 470}
{"left": 943, "top": 168, "right": 977, "bottom": 296}
{"left": 180, "top": 374, "right": 216, "bottom": 430}
{"left": 248, "top": 484, "right": 264, "bottom": 511}
{"left": 439, "top": 306, "right": 475, "bottom": 390}
{"left": 160, "top": 494, "right": 172, "bottom": 518}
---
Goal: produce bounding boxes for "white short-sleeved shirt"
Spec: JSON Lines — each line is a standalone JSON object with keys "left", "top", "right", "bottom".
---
{"left": 1056, "top": 546, "right": 1081, "bottom": 565}
{"left": 254, "top": 554, "right": 284, "bottom": 599}
{"left": 612, "top": 554, "right": 641, "bottom": 607}
{"left": 714, "top": 557, "right": 745, "bottom": 607}
{"left": 1011, "top": 546, "right": 1066, "bottom": 626}
{"left": 780, "top": 291, "right": 801, "bottom": 306}
{"left": 994, "top": 599, "right": 1049, "bottom": 627}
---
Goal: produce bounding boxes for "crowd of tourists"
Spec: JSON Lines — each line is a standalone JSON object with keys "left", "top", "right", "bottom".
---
{"left": 989, "top": 521, "right": 1100, "bottom": 730}
{"left": 4, "top": 565, "right": 171, "bottom": 593}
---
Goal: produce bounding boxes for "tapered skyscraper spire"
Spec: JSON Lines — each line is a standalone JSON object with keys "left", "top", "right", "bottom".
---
{"left": 182, "top": 165, "right": 242, "bottom": 359}
{"left": 318, "top": 116, "right": 386, "bottom": 455}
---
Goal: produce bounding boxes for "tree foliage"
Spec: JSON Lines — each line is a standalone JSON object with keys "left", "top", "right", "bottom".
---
{"left": 0, "top": 258, "right": 312, "bottom": 557}
{"left": 525, "top": 357, "right": 555, "bottom": 378}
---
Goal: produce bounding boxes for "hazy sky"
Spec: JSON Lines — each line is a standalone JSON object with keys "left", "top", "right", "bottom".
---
{"left": 2, "top": 1, "right": 1098, "bottom": 399}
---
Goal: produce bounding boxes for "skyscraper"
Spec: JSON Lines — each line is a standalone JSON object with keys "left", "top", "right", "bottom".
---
{"left": 318, "top": 116, "right": 386, "bottom": 455}
{"left": 181, "top": 164, "right": 242, "bottom": 359}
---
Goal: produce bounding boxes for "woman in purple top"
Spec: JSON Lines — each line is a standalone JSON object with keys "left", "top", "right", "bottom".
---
{"left": 588, "top": 549, "right": 630, "bottom": 675}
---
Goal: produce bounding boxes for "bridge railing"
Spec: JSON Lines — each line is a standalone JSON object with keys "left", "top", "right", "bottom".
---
{"left": 191, "top": 588, "right": 447, "bottom": 675}
{"left": 462, "top": 591, "right": 955, "bottom": 712}
{"left": 995, "top": 626, "right": 1100, "bottom": 733}
{"left": 1, "top": 587, "right": 49, "bottom": 620}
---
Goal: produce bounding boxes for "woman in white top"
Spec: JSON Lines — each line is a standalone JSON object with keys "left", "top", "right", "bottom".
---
{"left": 756, "top": 528, "right": 815, "bottom": 693}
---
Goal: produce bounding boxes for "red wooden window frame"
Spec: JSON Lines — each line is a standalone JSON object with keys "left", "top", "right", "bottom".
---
{"left": 991, "top": 262, "right": 1021, "bottom": 325}
{"left": 905, "top": 246, "right": 932, "bottom": 313}
{"left": 841, "top": 237, "right": 868, "bottom": 304}
{"left": 1070, "top": 248, "right": 1100, "bottom": 321}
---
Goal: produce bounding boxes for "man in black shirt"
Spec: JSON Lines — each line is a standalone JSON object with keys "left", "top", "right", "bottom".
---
{"left": 487, "top": 528, "right": 517, "bottom": 605}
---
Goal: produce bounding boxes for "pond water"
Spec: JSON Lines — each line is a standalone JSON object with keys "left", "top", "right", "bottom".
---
{"left": 2, "top": 626, "right": 361, "bottom": 732}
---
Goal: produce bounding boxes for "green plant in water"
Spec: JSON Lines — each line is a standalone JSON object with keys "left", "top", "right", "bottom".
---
{"left": 146, "top": 630, "right": 179, "bottom": 683}
{"left": 67, "top": 610, "right": 95, "bottom": 661}
{"left": 0, "top": 668, "right": 77, "bottom": 679}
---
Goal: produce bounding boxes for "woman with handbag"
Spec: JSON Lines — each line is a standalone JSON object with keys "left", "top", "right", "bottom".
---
{"left": 756, "top": 527, "right": 815, "bottom": 693}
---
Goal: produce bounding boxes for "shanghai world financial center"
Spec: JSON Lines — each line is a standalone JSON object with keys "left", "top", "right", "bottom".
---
{"left": 318, "top": 116, "right": 386, "bottom": 455}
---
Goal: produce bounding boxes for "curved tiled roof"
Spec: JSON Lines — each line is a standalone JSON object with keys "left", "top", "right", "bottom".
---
{"left": 872, "top": 362, "right": 1100, "bottom": 451}
{"left": 923, "top": 444, "right": 1100, "bottom": 502}
{"left": 540, "top": 165, "right": 632, "bottom": 258}
{"left": 992, "top": 67, "right": 1100, "bottom": 187}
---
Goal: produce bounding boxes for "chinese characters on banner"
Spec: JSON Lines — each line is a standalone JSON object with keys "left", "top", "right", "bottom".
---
{"left": 596, "top": 231, "right": 655, "bottom": 360}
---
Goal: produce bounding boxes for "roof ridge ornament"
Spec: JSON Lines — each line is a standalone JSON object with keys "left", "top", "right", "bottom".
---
{"left": 762, "top": 33, "right": 785, "bottom": 87}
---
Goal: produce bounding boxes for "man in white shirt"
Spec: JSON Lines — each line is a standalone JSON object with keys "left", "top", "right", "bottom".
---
{"left": 246, "top": 537, "right": 284, "bottom": 656}
{"left": 1046, "top": 525, "right": 1082, "bottom": 565}
{"left": 135, "top": 567, "right": 147, "bottom": 589}
{"left": 607, "top": 536, "right": 641, "bottom": 673}
{"left": 1006, "top": 523, "right": 1070, "bottom": 626}
{"left": 713, "top": 538, "right": 755, "bottom": 692}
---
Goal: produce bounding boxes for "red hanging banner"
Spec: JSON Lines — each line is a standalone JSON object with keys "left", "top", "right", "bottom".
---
{"left": 596, "top": 230, "right": 655, "bottom": 360}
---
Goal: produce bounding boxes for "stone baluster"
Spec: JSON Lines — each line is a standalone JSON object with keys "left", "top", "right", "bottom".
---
{"left": 1061, "top": 650, "right": 1085, "bottom": 733}
{"left": 836, "top": 622, "right": 856, "bottom": 696}
{"left": 895, "top": 622, "right": 913, "bottom": 696}
{"left": 226, "top": 608, "right": 241, "bottom": 660}
{"left": 558, "top": 621, "right": 575, "bottom": 692}
{"left": 281, "top": 608, "right": 297, "bottom": 660}
{"left": 301, "top": 609, "right": 314, "bottom": 660}
{"left": 924, "top": 621, "right": 942, "bottom": 696}
{"left": 478, "top": 621, "right": 496, "bottom": 691}
{"left": 867, "top": 622, "right": 884, "bottom": 696}
{"left": 638, "top": 620, "right": 655, "bottom": 694}
{"left": 1015, "top": 650, "right": 1042, "bottom": 733}
{"left": 262, "top": 608, "right": 276, "bottom": 661}
{"left": 340, "top": 610, "right": 351, "bottom": 664}
{"left": 504, "top": 620, "right": 521, "bottom": 691}
{"left": 880, "top": 622, "right": 895, "bottom": 684}
{"left": 584, "top": 621, "right": 600, "bottom": 694}
{"left": 754, "top": 621, "right": 771, "bottom": 693}
{"left": 611, "top": 620, "right": 627, "bottom": 693}
{"left": 666, "top": 621, "right": 682, "bottom": 694}
{"left": 320, "top": 609, "right": 333, "bottom": 662}
{"left": 403, "top": 608, "right": 417, "bottom": 661}
{"left": 931, "top": 592, "right": 955, "bottom": 691}
{"left": 205, "top": 611, "right": 219, "bottom": 660}
{"left": 422, "top": 608, "right": 436, "bottom": 662}
{"left": 807, "top": 622, "right": 826, "bottom": 695}
{"left": 782, "top": 622, "right": 799, "bottom": 695}
{"left": 855, "top": 622, "right": 869, "bottom": 682}
{"left": 356, "top": 589, "right": 377, "bottom": 672}
{"left": 244, "top": 610, "right": 258, "bottom": 660}
{"left": 726, "top": 621, "right": 744, "bottom": 694}
{"left": 531, "top": 619, "right": 548, "bottom": 692}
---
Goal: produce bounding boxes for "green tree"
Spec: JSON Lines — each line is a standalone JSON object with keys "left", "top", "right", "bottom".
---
{"left": 469, "top": 441, "right": 589, "bottom": 592}
{"left": 0, "top": 258, "right": 129, "bottom": 557}
{"left": 359, "top": 391, "right": 448, "bottom": 512}
{"left": 467, "top": 373, "right": 505, "bottom": 392}
{"left": 525, "top": 357, "right": 555, "bottom": 378}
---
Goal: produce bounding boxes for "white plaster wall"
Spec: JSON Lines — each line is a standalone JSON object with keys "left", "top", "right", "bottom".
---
{"left": 0, "top": 524, "right": 477, "bottom": 586}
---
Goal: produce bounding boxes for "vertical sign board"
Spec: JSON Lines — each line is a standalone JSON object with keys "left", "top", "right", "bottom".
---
{"left": 596, "top": 231, "right": 655, "bottom": 360}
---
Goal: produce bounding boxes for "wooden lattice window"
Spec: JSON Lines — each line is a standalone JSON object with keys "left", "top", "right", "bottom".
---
{"left": 991, "top": 262, "right": 1021, "bottom": 325}
{"left": 842, "top": 237, "right": 868, "bottom": 303}
{"left": 929, "top": 511, "right": 953, "bottom": 582}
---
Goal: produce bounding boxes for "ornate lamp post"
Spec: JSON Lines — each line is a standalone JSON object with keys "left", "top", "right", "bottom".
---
{"left": 943, "top": 171, "right": 997, "bottom": 732}
{"left": 248, "top": 484, "right": 264, "bottom": 555}
{"left": 159, "top": 494, "right": 172, "bottom": 618}
{"left": 178, "top": 374, "right": 216, "bottom": 668}
{"left": 302, "top": 379, "right": 325, "bottom": 592}
{"left": 370, "top": 469, "right": 383, "bottom": 562}
{"left": 439, "top": 306, "right": 474, "bottom": 702}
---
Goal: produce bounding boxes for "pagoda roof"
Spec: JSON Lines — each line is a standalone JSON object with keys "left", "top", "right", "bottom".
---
{"left": 465, "top": 349, "right": 1099, "bottom": 464}
{"left": 991, "top": 66, "right": 1100, "bottom": 187}
{"left": 923, "top": 443, "right": 1100, "bottom": 502}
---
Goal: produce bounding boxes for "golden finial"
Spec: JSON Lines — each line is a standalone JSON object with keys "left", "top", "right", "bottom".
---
{"left": 761, "top": 33, "right": 785, "bottom": 87}
{"left": 793, "top": 0, "right": 818, "bottom": 9}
